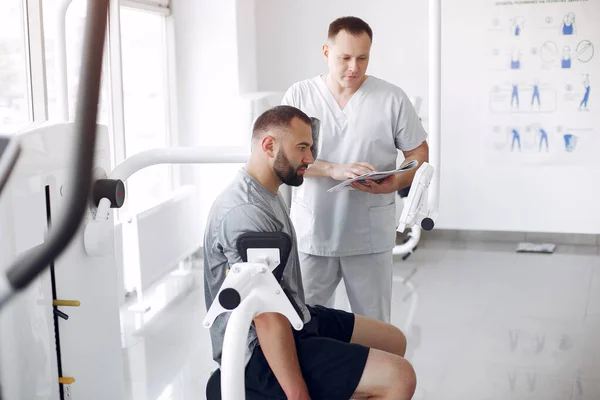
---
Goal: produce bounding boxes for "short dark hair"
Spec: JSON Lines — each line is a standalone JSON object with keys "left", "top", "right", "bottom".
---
{"left": 252, "top": 105, "right": 312, "bottom": 143}
{"left": 328, "top": 16, "right": 373, "bottom": 42}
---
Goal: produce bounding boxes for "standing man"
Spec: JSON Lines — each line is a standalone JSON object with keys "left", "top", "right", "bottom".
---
{"left": 282, "top": 16, "right": 429, "bottom": 323}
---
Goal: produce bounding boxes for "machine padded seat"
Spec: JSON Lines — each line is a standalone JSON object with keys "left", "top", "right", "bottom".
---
{"left": 206, "top": 368, "right": 275, "bottom": 400}
{"left": 397, "top": 185, "right": 411, "bottom": 198}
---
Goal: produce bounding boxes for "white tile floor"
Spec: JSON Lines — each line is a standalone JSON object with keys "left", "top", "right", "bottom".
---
{"left": 122, "top": 240, "right": 600, "bottom": 400}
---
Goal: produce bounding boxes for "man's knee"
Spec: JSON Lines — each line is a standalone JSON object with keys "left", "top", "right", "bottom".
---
{"left": 378, "top": 323, "right": 408, "bottom": 357}
{"left": 392, "top": 325, "right": 408, "bottom": 357}
{"left": 354, "top": 349, "right": 416, "bottom": 400}
{"left": 388, "top": 357, "right": 417, "bottom": 399}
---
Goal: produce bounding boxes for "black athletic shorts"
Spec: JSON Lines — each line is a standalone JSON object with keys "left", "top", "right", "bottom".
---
{"left": 244, "top": 305, "right": 370, "bottom": 400}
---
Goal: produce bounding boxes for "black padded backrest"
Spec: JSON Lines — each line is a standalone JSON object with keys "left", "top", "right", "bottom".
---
{"left": 397, "top": 185, "right": 411, "bottom": 198}
{"left": 236, "top": 232, "right": 292, "bottom": 282}
{"left": 235, "top": 231, "right": 303, "bottom": 320}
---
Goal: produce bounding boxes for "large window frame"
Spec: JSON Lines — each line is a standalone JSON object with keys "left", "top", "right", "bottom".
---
{"left": 118, "top": 5, "right": 175, "bottom": 214}
{"left": 0, "top": 0, "right": 34, "bottom": 131}
{"left": 1, "top": 0, "right": 176, "bottom": 297}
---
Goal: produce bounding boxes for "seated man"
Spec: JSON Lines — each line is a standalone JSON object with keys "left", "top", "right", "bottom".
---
{"left": 203, "top": 105, "right": 416, "bottom": 400}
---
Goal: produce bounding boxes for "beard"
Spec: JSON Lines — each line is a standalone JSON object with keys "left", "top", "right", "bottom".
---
{"left": 273, "top": 149, "right": 307, "bottom": 187}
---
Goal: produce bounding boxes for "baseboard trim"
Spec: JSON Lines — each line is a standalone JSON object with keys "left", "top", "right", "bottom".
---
{"left": 414, "top": 229, "right": 600, "bottom": 246}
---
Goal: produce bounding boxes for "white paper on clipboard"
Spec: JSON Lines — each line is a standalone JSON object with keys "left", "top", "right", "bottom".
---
{"left": 327, "top": 160, "right": 419, "bottom": 193}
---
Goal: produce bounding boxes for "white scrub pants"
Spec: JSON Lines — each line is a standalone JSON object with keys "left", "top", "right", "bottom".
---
{"left": 299, "top": 250, "right": 393, "bottom": 323}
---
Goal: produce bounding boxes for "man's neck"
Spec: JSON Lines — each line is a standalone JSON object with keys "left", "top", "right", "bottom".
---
{"left": 324, "top": 74, "right": 357, "bottom": 97}
{"left": 324, "top": 74, "right": 367, "bottom": 109}
{"left": 244, "top": 159, "right": 280, "bottom": 194}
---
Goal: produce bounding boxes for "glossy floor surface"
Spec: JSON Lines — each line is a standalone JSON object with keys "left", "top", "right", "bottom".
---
{"left": 122, "top": 239, "right": 600, "bottom": 400}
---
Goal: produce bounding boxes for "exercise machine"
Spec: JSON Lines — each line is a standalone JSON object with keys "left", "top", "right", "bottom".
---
{"left": 82, "top": 147, "right": 249, "bottom": 257}
{"left": 394, "top": 161, "right": 436, "bottom": 260}
{"left": 204, "top": 232, "right": 303, "bottom": 400}
{"left": 0, "top": 0, "right": 107, "bottom": 313}
{"left": 0, "top": 135, "right": 21, "bottom": 199}
{"left": 389, "top": 0, "right": 441, "bottom": 340}
{"left": 0, "top": 1, "right": 109, "bottom": 399}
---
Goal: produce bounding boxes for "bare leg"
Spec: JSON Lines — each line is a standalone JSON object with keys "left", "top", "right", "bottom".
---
{"left": 351, "top": 314, "right": 407, "bottom": 357}
{"left": 351, "top": 349, "right": 416, "bottom": 399}
{"left": 350, "top": 314, "right": 414, "bottom": 399}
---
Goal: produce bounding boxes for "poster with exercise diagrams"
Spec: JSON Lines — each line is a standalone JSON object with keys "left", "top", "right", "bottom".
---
{"left": 484, "top": 0, "right": 598, "bottom": 165}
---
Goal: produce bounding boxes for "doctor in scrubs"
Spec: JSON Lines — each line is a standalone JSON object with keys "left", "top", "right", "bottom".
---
{"left": 282, "top": 16, "right": 429, "bottom": 323}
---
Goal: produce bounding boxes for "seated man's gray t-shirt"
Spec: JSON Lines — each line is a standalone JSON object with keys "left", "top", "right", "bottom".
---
{"left": 204, "top": 169, "right": 312, "bottom": 366}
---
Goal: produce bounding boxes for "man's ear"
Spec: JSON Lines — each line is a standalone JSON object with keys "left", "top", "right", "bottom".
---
{"left": 322, "top": 44, "right": 329, "bottom": 61}
{"left": 262, "top": 135, "right": 276, "bottom": 158}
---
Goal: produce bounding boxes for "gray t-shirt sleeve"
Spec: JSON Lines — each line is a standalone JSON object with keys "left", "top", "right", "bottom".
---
{"left": 217, "top": 204, "right": 279, "bottom": 267}
{"left": 394, "top": 94, "right": 428, "bottom": 152}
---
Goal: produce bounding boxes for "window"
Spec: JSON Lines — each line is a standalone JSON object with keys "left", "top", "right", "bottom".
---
{"left": 43, "top": 0, "right": 110, "bottom": 124}
{"left": 120, "top": 7, "right": 172, "bottom": 212}
{"left": 0, "top": 0, "right": 30, "bottom": 132}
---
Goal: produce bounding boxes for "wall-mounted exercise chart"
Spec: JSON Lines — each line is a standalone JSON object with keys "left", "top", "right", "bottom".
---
{"left": 484, "top": 0, "right": 598, "bottom": 166}
{"left": 440, "top": 0, "right": 600, "bottom": 233}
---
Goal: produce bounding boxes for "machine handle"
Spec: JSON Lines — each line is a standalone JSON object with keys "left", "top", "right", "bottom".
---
{"left": 93, "top": 179, "right": 125, "bottom": 208}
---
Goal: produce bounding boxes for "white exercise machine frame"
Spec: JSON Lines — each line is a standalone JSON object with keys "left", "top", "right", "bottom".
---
{"left": 203, "top": 249, "right": 304, "bottom": 400}
{"left": 0, "top": 1, "right": 112, "bottom": 399}
{"left": 83, "top": 147, "right": 250, "bottom": 256}
{"left": 389, "top": 0, "right": 441, "bottom": 339}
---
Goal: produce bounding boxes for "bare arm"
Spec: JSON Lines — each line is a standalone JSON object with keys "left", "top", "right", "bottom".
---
{"left": 393, "top": 141, "right": 430, "bottom": 191}
{"left": 253, "top": 313, "right": 311, "bottom": 400}
{"left": 351, "top": 141, "right": 429, "bottom": 194}
{"left": 305, "top": 159, "right": 377, "bottom": 180}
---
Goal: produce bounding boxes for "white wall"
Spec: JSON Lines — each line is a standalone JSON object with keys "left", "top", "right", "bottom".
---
{"left": 236, "top": 0, "right": 258, "bottom": 94}
{"left": 171, "top": 0, "right": 241, "bottom": 150}
{"left": 253, "top": 0, "right": 429, "bottom": 117}
{"left": 171, "top": 0, "right": 251, "bottom": 235}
